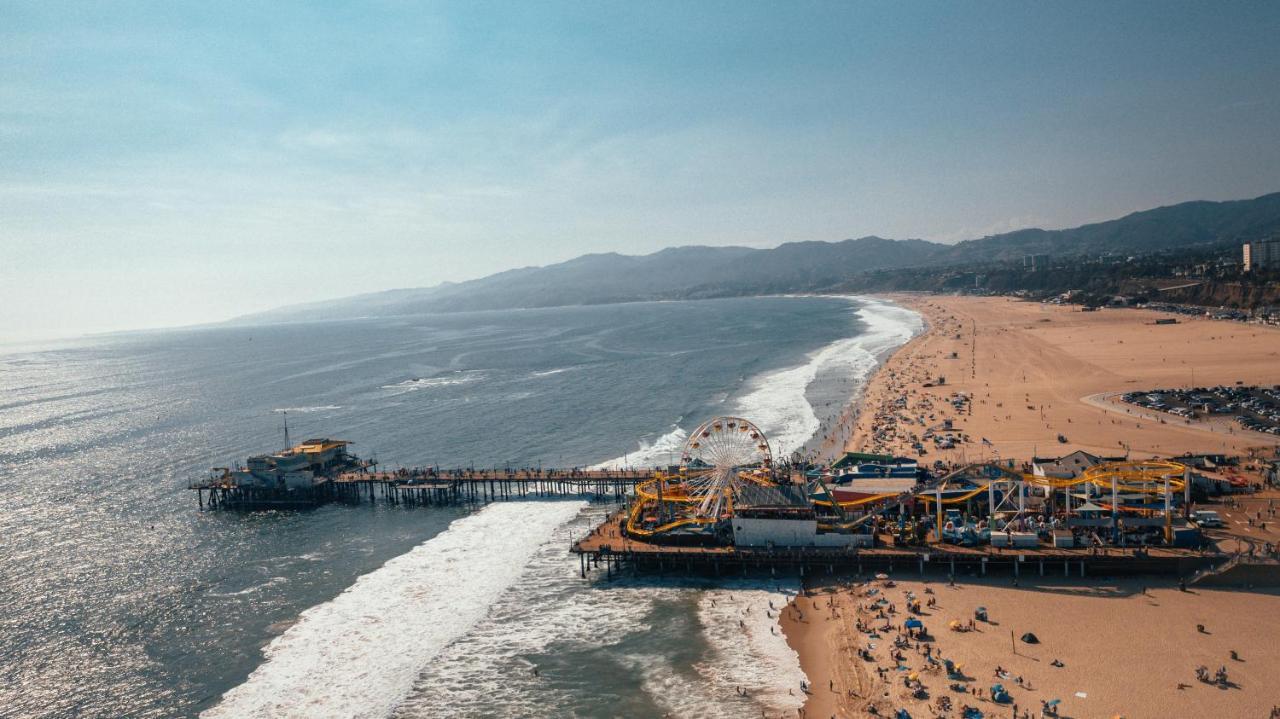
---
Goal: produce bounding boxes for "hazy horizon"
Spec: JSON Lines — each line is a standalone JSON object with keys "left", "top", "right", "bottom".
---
{"left": 5, "top": 1, "right": 1280, "bottom": 340}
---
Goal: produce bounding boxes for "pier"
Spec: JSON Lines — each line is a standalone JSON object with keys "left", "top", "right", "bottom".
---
{"left": 187, "top": 430, "right": 1273, "bottom": 582}
{"left": 570, "top": 508, "right": 1220, "bottom": 581}
{"left": 189, "top": 467, "right": 653, "bottom": 510}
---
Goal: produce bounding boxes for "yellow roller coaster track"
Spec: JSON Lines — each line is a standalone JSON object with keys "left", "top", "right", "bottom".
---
{"left": 627, "top": 460, "right": 1188, "bottom": 536}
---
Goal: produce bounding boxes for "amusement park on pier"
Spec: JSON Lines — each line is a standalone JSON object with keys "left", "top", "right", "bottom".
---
{"left": 190, "top": 414, "right": 1268, "bottom": 582}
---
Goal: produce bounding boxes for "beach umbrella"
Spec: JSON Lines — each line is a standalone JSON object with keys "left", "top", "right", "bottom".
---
{"left": 948, "top": 620, "right": 962, "bottom": 631}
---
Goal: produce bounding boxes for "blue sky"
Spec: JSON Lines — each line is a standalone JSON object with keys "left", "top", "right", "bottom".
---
{"left": 4, "top": 1, "right": 1280, "bottom": 339}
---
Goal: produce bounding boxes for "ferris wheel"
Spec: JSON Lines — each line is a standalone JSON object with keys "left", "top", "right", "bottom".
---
{"left": 681, "top": 416, "right": 773, "bottom": 518}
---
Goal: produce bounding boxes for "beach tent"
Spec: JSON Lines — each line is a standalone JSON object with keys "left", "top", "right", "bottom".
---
{"left": 1020, "top": 632, "right": 1040, "bottom": 644}
{"left": 905, "top": 618, "right": 924, "bottom": 629}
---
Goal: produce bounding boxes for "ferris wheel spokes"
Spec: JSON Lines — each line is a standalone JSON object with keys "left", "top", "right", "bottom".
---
{"left": 679, "top": 416, "right": 772, "bottom": 519}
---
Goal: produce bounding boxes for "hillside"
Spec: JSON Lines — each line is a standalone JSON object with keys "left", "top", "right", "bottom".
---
{"left": 939, "top": 193, "right": 1280, "bottom": 262}
{"left": 237, "top": 192, "right": 1280, "bottom": 323}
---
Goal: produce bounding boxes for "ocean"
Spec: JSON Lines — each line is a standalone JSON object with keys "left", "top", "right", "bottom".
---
{"left": 0, "top": 295, "right": 921, "bottom": 718}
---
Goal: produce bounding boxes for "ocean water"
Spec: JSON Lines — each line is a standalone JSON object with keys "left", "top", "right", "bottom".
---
{"left": 0, "top": 295, "right": 920, "bottom": 718}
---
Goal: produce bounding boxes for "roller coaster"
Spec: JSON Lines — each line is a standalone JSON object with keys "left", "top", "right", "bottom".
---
{"left": 624, "top": 416, "right": 1190, "bottom": 546}
{"left": 815, "top": 460, "right": 1186, "bottom": 510}
{"left": 625, "top": 416, "right": 777, "bottom": 541}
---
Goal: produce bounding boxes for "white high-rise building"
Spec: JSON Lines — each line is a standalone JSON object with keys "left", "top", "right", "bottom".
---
{"left": 1243, "top": 238, "right": 1280, "bottom": 271}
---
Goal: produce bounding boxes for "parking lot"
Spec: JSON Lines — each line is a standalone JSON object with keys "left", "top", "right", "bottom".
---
{"left": 1120, "top": 384, "right": 1280, "bottom": 435}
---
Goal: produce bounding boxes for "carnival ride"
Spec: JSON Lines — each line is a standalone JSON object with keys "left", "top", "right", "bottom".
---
{"left": 811, "top": 460, "right": 1186, "bottom": 513}
{"left": 622, "top": 413, "right": 1192, "bottom": 547}
{"left": 808, "top": 458, "right": 1187, "bottom": 542}
{"left": 812, "top": 459, "right": 1191, "bottom": 545}
{"left": 625, "top": 417, "right": 776, "bottom": 540}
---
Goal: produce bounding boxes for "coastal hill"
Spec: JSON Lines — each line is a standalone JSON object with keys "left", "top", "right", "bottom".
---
{"left": 941, "top": 191, "right": 1280, "bottom": 262}
{"left": 240, "top": 192, "right": 1280, "bottom": 323}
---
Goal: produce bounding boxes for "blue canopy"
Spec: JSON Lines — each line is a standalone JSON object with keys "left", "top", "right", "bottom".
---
{"left": 904, "top": 618, "right": 924, "bottom": 629}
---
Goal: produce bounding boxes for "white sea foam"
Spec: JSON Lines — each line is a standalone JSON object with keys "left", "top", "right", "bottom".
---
{"left": 693, "top": 585, "right": 807, "bottom": 714}
{"left": 203, "top": 500, "right": 586, "bottom": 719}
{"left": 591, "top": 424, "right": 687, "bottom": 470}
{"left": 392, "top": 504, "right": 805, "bottom": 719}
{"left": 529, "top": 366, "right": 579, "bottom": 378}
{"left": 393, "top": 508, "right": 661, "bottom": 717}
{"left": 380, "top": 371, "right": 484, "bottom": 395}
{"left": 615, "top": 581, "right": 805, "bottom": 719}
{"left": 272, "top": 405, "right": 342, "bottom": 413}
{"left": 207, "top": 576, "right": 289, "bottom": 598}
{"left": 595, "top": 297, "right": 921, "bottom": 466}
{"left": 737, "top": 296, "right": 922, "bottom": 457}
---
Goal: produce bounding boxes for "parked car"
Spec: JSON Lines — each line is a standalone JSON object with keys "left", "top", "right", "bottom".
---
{"left": 1191, "top": 510, "right": 1224, "bottom": 528}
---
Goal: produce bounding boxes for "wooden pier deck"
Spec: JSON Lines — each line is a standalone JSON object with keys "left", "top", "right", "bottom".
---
{"left": 190, "top": 468, "right": 655, "bottom": 510}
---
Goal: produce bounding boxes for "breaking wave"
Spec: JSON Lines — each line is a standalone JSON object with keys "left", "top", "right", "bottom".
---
{"left": 595, "top": 296, "right": 921, "bottom": 465}
{"left": 203, "top": 501, "right": 586, "bottom": 719}
{"left": 737, "top": 296, "right": 922, "bottom": 457}
{"left": 391, "top": 505, "right": 805, "bottom": 719}
{"left": 591, "top": 423, "right": 687, "bottom": 470}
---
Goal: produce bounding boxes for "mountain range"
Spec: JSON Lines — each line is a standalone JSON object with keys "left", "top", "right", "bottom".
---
{"left": 240, "top": 191, "right": 1280, "bottom": 323}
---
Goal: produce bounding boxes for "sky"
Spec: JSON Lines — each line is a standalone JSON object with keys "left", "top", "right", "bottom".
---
{"left": 3, "top": 1, "right": 1280, "bottom": 340}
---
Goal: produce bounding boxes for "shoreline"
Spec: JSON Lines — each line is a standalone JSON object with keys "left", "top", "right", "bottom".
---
{"left": 782, "top": 293, "right": 1280, "bottom": 718}
{"left": 838, "top": 294, "right": 1280, "bottom": 461}
{"left": 807, "top": 295, "right": 928, "bottom": 464}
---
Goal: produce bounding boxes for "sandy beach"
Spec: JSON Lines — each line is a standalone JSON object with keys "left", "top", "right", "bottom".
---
{"left": 784, "top": 575, "right": 1280, "bottom": 719}
{"left": 841, "top": 295, "right": 1280, "bottom": 462}
{"left": 782, "top": 294, "right": 1280, "bottom": 718}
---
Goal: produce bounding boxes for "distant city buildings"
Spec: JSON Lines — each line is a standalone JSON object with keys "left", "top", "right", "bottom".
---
{"left": 1242, "top": 237, "right": 1280, "bottom": 271}
{"left": 1023, "top": 253, "right": 1050, "bottom": 271}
